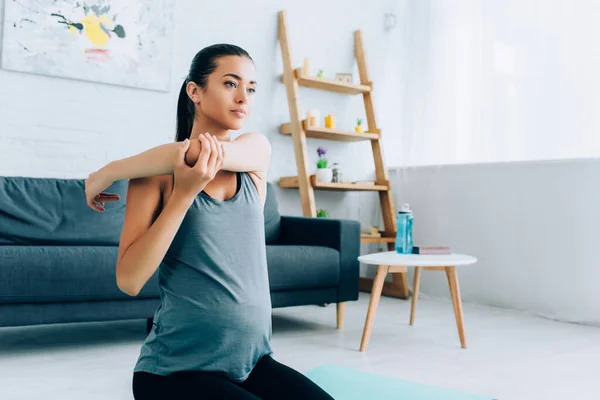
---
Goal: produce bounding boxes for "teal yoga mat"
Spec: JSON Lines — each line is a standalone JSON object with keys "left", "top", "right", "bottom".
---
{"left": 305, "top": 365, "right": 497, "bottom": 400}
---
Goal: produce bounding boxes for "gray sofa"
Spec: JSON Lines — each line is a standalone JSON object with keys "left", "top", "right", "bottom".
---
{"left": 0, "top": 176, "right": 360, "bottom": 331}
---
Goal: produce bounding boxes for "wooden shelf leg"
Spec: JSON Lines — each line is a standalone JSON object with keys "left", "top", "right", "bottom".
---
{"left": 278, "top": 10, "right": 316, "bottom": 217}
{"left": 391, "top": 272, "right": 409, "bottom": 299}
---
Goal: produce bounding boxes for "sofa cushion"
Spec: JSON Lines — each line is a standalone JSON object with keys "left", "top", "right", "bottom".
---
{"left": 0, "top": 246, "right": 159, "bottom": 304}
{"left": 0, "top": 177, "right": 128, "bottom": 246}
{"left": 266, "top": 245, "right": 340, "bottom": 292}
{"left": 0, "top": 244, "right": 340, "bottom": 303}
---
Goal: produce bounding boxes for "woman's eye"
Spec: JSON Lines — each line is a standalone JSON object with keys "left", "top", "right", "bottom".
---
{"left": 248, "top": 88, "right": 256, "bottom": 94}
{"left": 225, "top": 81, "right": 236, "bottom": 88}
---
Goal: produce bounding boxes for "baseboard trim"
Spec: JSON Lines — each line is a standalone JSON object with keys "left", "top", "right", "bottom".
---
{"left": 359, "top": 277, "right": 410, "bottom": 299}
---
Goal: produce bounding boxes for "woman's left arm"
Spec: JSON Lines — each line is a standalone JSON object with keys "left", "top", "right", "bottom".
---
{"left": 220, "top": 132, "right": 271, "bottom": 173}
{"left": 100, "top": 132, "right": 269, "bottom": 180}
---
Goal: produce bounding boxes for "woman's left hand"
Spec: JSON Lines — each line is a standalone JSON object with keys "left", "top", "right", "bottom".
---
{"left": 85, "top": 170, "right": 121, "bottom": 212}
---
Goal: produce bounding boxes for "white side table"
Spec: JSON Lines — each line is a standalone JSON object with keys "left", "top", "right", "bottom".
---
{"left": 358, "top": 252, "right": 477, "bottom": 351}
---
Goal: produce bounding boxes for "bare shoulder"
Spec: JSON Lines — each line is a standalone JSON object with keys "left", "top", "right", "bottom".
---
{"left": 127, "top": 175, "right": 165, "bottom": 195}
{"left": 244, "top": 132, "right": 271, "bottom": 164}
{"left": 123, "top": 175, "right": 169, "bottom": 214}
{"left": 128, "top": 174, "right": 173, "bottom": 205}
{"left": 241, "top": 132, "right": 271, "bottom": 156}
{"left": 239, "top": 131, "right": 270, "bottom": 143}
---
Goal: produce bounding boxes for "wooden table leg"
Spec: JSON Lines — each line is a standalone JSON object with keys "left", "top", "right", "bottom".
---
{"left": 360, "top": 265, "right": 389, "bottom": 352}
{"left": 445, "top": 266, "right": 467, "bottom": 348}
{"left": 409, "top": 266, "right": 421, "bottom": 325}
{"left": 445, "top": 267, "right": 459, "bottom": 322}
{"left": 336, "top": 302, "right": 346, "bottom": 329}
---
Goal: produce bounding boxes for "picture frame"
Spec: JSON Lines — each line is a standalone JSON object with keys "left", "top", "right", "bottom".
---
{"left": 1, "top": 0, "right": 174, "bottom": 92}
{"left": 335, "top": 73, "right": 353, "bottom": 84}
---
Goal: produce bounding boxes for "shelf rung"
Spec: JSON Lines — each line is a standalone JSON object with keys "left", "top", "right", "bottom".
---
{"left": 280, "top": 68, "right": 372, "bottom": 95}
{"left": 361, "top": 235, "right": 396, "bottom": 243}
{"left": 279, "top": 175, "right": 389, "bottom": 191}
{"left": 280, "top": 120, "right": 379, "bottom": 142}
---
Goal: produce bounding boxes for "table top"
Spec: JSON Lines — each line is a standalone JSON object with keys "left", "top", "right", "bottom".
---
{"left": 358, "top": 251, "right": 477, "bottom": 267}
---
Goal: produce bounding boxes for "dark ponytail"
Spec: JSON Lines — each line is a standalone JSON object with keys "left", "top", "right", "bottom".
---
{"left": 175, "top": 44, "right": 253, "bottom": 142}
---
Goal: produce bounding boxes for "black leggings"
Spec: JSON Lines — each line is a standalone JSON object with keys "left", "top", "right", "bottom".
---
{"left": 132, "top": 354, "right": 334, "bottom": 400}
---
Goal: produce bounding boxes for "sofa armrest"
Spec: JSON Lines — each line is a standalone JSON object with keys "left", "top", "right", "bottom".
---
{"left": 278, "top": 216, "right": 360, "bottom": 302}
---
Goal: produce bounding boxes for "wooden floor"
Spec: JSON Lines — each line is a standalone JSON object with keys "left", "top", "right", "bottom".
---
{"left": 1, "top": 293, "right": 599, "bottom": 400}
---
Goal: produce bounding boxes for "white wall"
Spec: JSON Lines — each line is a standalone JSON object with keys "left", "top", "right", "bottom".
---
{"left": 351, "top": 0, "right": 600, "bottom": 326}
{"left": 0, "top": 0, "right": 396, "bottom": 229}
{"left": 382, "top": 0, "right": 600, "bottom": 168}
{"left": 385, "top": 158, "right": 600, "bottom": 326}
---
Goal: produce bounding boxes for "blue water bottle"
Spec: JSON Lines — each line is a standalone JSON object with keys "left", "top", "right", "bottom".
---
{"left": 395, "top": 203, "right": 414, "bottom": 254}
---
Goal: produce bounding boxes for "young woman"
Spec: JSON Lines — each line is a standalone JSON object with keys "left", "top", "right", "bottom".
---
{"left": 85, "top": 44, "right": 334, "bottom": 400}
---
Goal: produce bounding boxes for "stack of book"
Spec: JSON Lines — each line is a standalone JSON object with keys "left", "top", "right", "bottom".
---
{"left": 360, "top": 226, "right": 381, "bottom": 238}
{"left": 411, "top": 246, "right": 451, "bottom": 255}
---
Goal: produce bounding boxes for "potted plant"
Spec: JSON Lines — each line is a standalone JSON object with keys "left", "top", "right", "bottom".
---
{"left": 316, "top": 209, "right": 329, "bottom": 218}
{"left": 355, "top": 118, "right": 364, "bottom": 133}
{"left": 315, "top": 146, "right": 333, "bottom": 183}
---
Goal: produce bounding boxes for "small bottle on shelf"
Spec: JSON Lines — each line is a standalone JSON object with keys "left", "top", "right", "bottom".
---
{"left": 325, "top": 114, "right": 336, "bottom": 129}
{"left": 307, "top": 109, "right": 320, "bottom": 127}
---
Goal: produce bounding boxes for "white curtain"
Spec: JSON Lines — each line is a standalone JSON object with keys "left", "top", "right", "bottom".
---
{"left": 380, "top": 0, "right": 600, "bottom": 168}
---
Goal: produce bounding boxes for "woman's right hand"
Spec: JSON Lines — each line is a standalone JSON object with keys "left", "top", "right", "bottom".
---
{"left": 85, "top": 169, "right": 120, "bottom": 212}
{"left": 172, "top": 133, "right": 224, "bottom": 203}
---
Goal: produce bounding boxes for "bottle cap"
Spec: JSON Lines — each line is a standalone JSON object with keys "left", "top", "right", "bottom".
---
{"left": 399, "top": 203, "right": 411, "bottom": 213}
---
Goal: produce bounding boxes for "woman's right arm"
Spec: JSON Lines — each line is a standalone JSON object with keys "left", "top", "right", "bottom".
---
{"left": 115, "top": 132, "right": 223, "bottom": 296}
{"left": 115, "top": 177, "right": 193, "bottom": 296}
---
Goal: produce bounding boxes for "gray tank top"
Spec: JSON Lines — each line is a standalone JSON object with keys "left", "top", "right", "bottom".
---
{"left": 133, "top": 172, "right": 273, "bottom": 382}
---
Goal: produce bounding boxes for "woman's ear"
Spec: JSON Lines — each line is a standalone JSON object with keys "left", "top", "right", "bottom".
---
{"left": 186, "top": 81, "right": 201, "bottom": 104}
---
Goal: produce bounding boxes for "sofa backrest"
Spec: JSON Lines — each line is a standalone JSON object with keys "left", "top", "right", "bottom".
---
{"left": 0, "top": 176, "right": 282, "bottom": 246}
{"left": 0, "top": 176, "right": 128, "bottom": 246}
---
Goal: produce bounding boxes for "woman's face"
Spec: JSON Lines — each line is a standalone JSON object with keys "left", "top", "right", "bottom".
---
{"left": 195, "top": 55, "right": 257, "bottom": 131}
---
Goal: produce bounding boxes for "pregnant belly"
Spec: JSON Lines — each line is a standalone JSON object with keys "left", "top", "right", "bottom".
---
{"left": 154, "top": 301, "right": 271, "bottom": 356}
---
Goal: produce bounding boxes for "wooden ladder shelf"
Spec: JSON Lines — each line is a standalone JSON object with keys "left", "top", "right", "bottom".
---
{"left": 277, "top": 10, "right": 408, "bottom": 299}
